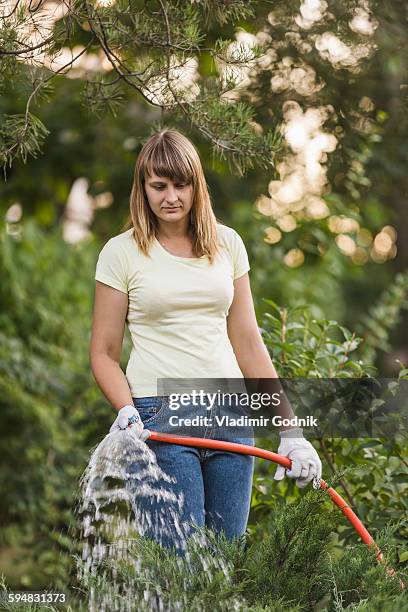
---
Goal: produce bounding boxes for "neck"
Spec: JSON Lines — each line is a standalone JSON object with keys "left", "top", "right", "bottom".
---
{"left": 156, "top": 218, "right": 192, "bottom": 240}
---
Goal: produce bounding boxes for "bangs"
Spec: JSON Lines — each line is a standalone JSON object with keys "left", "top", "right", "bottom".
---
{"left": 144, "top": 137, "right": 194, "bottom": 184}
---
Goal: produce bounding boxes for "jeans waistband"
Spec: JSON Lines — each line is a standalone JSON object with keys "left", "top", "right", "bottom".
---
{"left": 133, "top": 396, "right": 166, "bottom": 407}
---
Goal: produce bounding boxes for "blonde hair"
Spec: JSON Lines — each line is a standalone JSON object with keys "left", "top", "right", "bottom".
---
{"left": 122, "top": 129, "right": 220, "bottom": 263}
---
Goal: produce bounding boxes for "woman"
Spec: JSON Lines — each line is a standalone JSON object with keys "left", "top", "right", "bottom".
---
{"left": 90, "top": 129, "right": 321, "bottom": 552}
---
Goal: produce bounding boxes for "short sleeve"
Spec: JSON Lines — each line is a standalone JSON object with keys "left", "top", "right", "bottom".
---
{"left": 230, "top": 229, "right": 250, "bottom": 279}
{"left": 95, "top": 239, "right": 128, "bottom": 294}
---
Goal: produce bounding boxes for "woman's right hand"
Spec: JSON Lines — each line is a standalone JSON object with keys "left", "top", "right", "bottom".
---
{"left": 110, "top": 405, "right": 150, "bottom": 440}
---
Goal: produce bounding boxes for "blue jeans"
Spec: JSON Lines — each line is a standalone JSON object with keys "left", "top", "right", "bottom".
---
{"left": 127, "top": 395, "right": 255, "bottom": 553}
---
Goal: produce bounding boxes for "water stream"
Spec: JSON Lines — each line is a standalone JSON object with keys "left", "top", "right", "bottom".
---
{"left": 75, "top": 429, "right": 245, "bottom": 611}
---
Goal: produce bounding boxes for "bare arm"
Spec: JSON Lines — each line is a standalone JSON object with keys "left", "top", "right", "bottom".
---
{"left": 90, "top": 281, "right": 134, "bottom": 412}
{"left": 227, "top": 273, "right": 280, "bottom": 378}
{"left": 227, "top": 273, "right": 296, "bottom": 424}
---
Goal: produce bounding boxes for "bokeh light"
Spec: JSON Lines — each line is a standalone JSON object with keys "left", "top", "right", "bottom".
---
{"left": 5, "top": 203, "right": 23, "bottom": 224}
{"left": 283, "top": 248, "right": 305, "bottom": 267}
{"left": 335, "top": 234, "right": 356, "bottom": 256}
{"left": 277, "top": 215, "right": 297, "bottom": 232}
{"left": 258, "top": 102, "right": 338, "bottom": 236}
{"left": 264, "top": 227, "right": 282, "bottom": 244}
{"left": 349, "top": 7, "right": 378, "bottom": 36}
{"left": 295, "top": 0, "right": 328, "bottom": 30}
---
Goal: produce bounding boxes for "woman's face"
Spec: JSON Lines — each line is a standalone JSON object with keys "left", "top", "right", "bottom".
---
{"left": 144, "top": 171, "right": 194, "bottom": 226}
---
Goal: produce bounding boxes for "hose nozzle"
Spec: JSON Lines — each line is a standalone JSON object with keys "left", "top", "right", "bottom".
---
{"left": 312, "top": 475, "right": 322, "bottom": 490}
{"left": 127, "top": 415, "right": 151, "bottom": 441}
{"left": 117, "top": 413, "right": 141, "bottom": 430}
{"left": 127, "top": 415, "right": 140, "bottom": 427}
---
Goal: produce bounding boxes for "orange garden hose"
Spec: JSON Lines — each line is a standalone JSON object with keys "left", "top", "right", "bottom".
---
{"left": 146, "top": 430, "right": 403, "bottom": 586}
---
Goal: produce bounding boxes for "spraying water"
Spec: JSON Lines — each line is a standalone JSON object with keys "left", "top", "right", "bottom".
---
{"left": 75, "top": 428, "right": 244, "bottom": 611}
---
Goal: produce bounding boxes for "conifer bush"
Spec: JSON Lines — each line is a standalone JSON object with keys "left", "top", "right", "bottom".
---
{"left": 69, "top": 490, "right": 407, "bottom": 610}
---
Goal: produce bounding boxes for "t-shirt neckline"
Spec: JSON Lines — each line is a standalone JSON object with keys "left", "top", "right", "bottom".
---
{"left": 154, "top": 237, "right": 206, "bottom": 262}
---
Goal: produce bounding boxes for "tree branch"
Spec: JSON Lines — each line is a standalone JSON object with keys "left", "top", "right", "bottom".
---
{"left": 0, "top": 34, "right": 55, "bottom": 56}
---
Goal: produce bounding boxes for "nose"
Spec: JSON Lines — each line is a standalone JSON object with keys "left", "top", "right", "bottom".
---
{"left": 165, "top": 185, "right": 179, "bottom": 204}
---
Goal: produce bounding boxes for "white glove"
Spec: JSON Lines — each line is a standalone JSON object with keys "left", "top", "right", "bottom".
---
{"left": 274, "top": 428, "right": 322, "bottom": 488}
{"left": 109, "top": 405, "right": 150, "bottom": 441}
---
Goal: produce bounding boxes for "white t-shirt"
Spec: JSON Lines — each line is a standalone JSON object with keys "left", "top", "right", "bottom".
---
{"left": 94, "top": 223, "right": 250, "bottom": 398}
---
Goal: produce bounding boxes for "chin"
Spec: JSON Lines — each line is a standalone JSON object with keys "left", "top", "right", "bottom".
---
{"left": 162, "top": 211, "right": 187, "bottom": 219}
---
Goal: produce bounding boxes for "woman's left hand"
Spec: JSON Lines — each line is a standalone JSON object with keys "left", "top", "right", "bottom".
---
{"left": 274, "top": 428, "right": 322, "bottom": 488}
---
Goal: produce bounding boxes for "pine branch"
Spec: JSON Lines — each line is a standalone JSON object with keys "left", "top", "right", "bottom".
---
{"left": 0, "top": 39, "right": 94, "bottom": 173}
{"left": 0, "top": 0, "right": 283, "bottom": 174}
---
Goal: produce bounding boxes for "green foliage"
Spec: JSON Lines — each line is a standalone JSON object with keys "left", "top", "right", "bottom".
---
{"left": 357, "top": 271, "right": 408, "bottom": 365}
{"left": 195, "top": 0, "right": 256, "bottom": 26}
{"left": 172, "top": 90, "right": 282, "bottom": 175}
{"left": 260, "top": 300, "right": 371, "bottom": 378}
{"left": 0, "top": 0, "right": 280, "bottom": 175}
{"left": 244, "top": 493, "right": 335, "bottom": 608}
{"left": 251, "top": 301, "right": 408, "bottom": 550}
{"left": 71, "top": 492, "right": 406, "bottom": 610}
{"left": 0, "top": 113, "right": 50, "bottom": 170}
{"left": 82, "top": 75, "right": 126, "bottom": 119}
{"left": 0, "top": 220, "right": 118, "bottom": 589}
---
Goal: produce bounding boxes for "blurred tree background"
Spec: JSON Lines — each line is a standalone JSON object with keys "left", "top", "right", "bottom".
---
{"left": 0, "top": 0, "right": 407, "bottom": 603}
